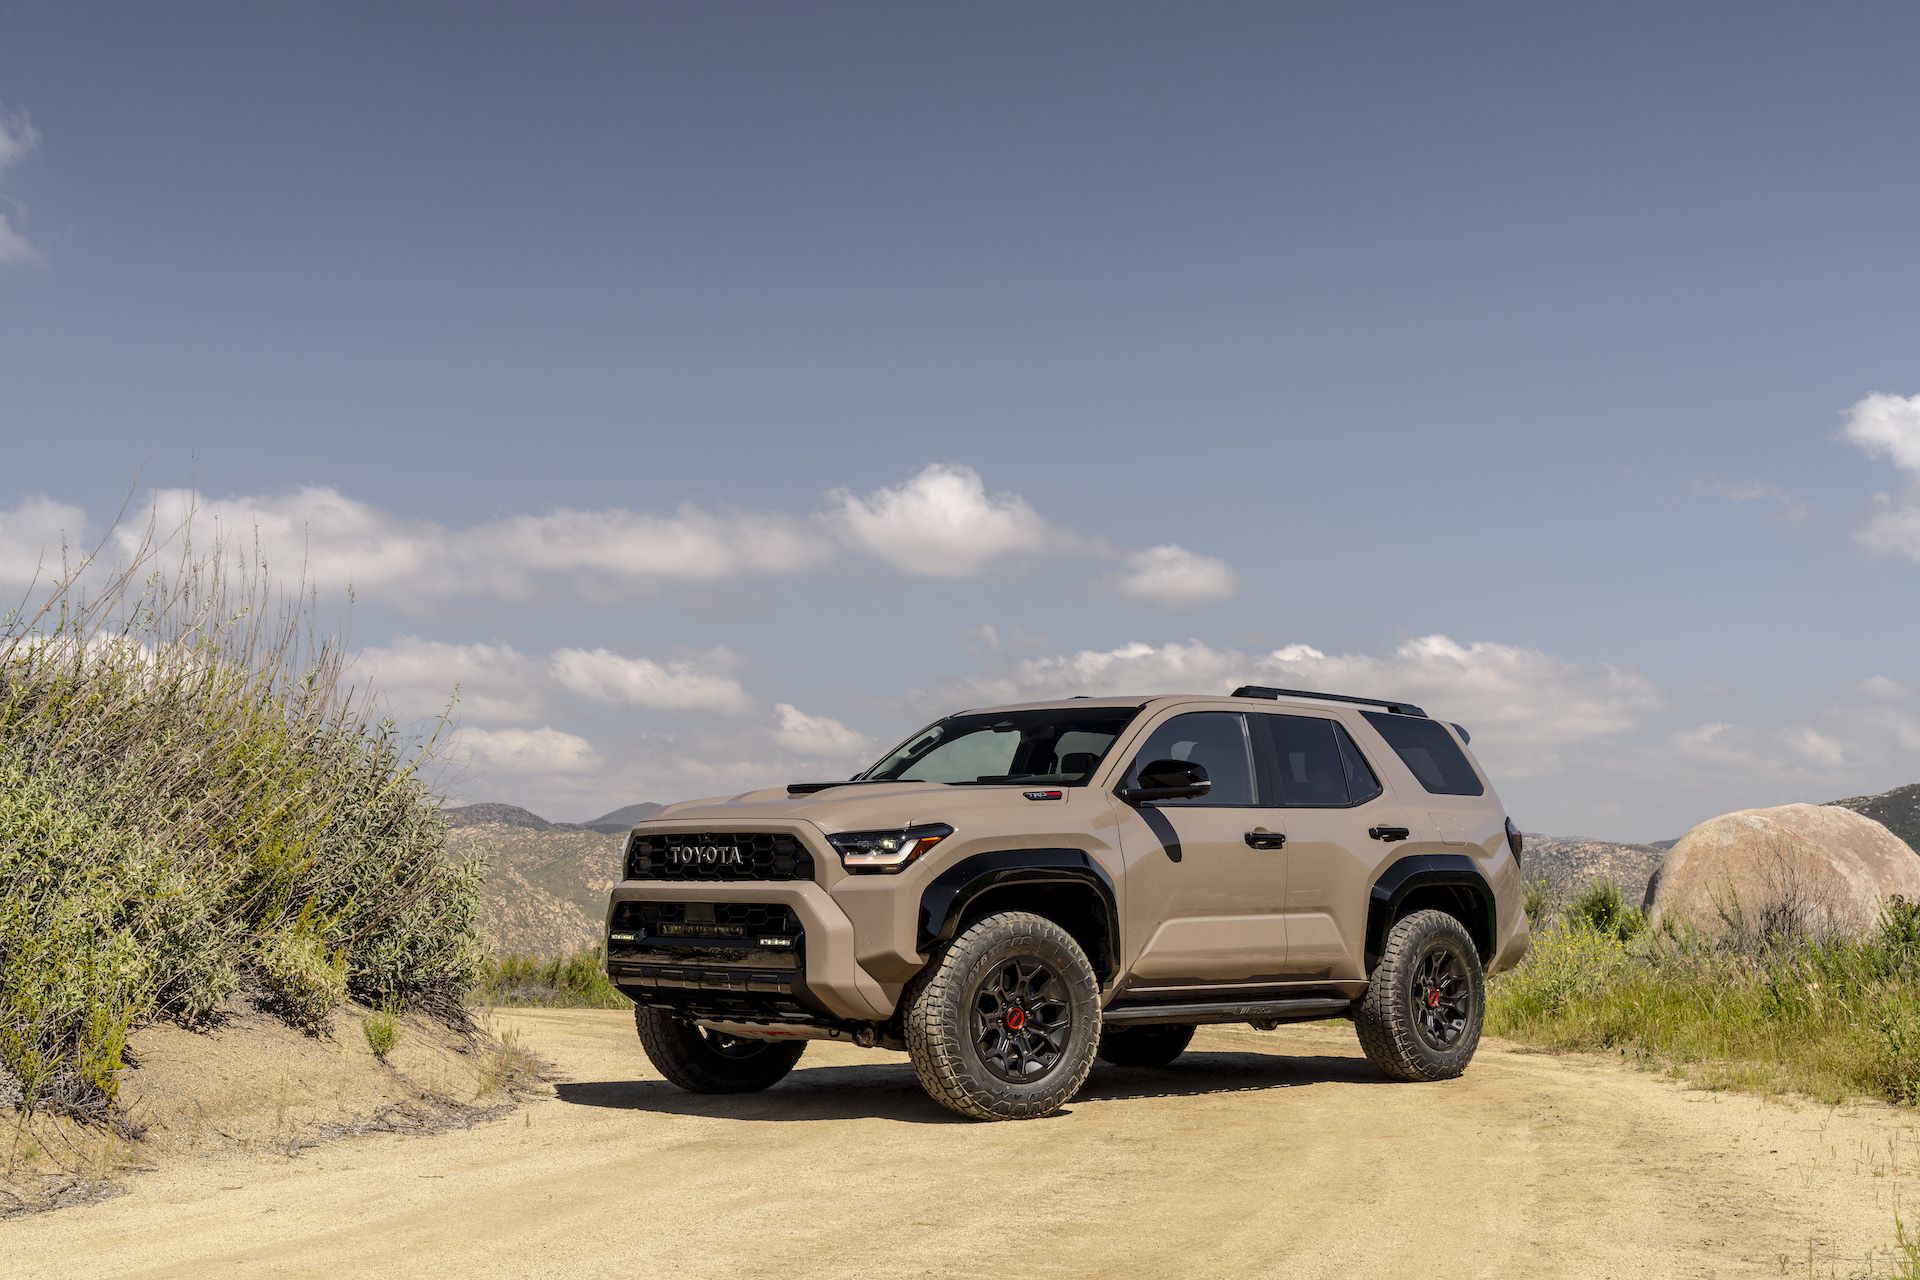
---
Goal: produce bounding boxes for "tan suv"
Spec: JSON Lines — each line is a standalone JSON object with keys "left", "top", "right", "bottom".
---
{"left": 605, "top": 687, "right": 1530, "bottom": 1120}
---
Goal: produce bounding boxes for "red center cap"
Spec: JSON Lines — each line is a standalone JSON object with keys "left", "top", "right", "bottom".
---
{"left": 1426, "top": 989, "right": 1442, "bottom": 1009}
{"left": 1005, "top": 1005, "right": 1027, "bottom": 1031}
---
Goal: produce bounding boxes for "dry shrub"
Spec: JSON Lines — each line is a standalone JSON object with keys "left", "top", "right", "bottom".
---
{"left": 0, "top": 519, "right": 484, "bottom": 1115}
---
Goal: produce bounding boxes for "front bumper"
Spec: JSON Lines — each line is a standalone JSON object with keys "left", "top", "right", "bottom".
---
{"left": 605, "top": 877, "right": 895, "bottom": 1023}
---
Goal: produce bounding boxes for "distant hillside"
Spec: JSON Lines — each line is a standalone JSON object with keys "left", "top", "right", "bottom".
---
{"left": 1521, "top": 834, "right": 1666, "bottom": 910}
{"left": 1829, "top": 783, "right": 1920, "bottom": 855}
{"left": 442, "top": 800, "right": 659, "bottom": 953}
{"left": 444, "top": 800, "right": 661, "bottom": 836}
{"left": 581, "top": 802, "right": 663, "bottom": 834}
{"left": 444, "top": 802, "right": 565, "bottom": 831}
{"left": 447, "top": 819, "right": 623, "bottom": 954}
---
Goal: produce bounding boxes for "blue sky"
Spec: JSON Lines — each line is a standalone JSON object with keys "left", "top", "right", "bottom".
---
{"left": 3, "top": 3, "right": 1918, "bottom": 839}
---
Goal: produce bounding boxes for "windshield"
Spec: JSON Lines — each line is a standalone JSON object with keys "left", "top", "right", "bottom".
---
{"left": 860, "top": 706, "right": 1142, "bottom": 786}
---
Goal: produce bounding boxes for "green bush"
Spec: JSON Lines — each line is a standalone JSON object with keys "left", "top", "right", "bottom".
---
{"left": 476, "top": 948, "right": 629, "bottom": 1010}
{"left": 0, "top": 541, "right": 485, "bottom": 1115}
{"left": 363, "top": 1003, "right": 401, "bottom": 1059}
{"left": 254, "top": 915, "right": 349, "bottom": 1034}
{"left": 1565, "top": 879, "right": 1646, "bottom": 942}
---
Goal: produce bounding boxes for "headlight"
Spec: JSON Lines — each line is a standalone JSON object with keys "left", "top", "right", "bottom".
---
{"left": 828, "top": 823, "right": 953, "bottom": 874}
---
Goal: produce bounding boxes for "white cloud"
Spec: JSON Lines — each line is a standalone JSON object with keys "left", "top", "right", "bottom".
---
{"left": 354, "top": 636, "right": 543, "bottom": 724}
{"left": 447, "top": 725, "right": 600, "bottom": 776}
{"left": 128, "top": 486, "right": 443, "bottom": 591}
{"left": 0, "top": 497, "right": 86, "bottom": 586}
{"left": 773, "top": 702, "right": 871, "bottom": 758}
{"left": 1694, "top": 477, "right": 1810, "bottom": 523}
{"left": 1113, "top": 544, "right": 1237, "bottom": 606}
{"left": 0, "top": 109, "right": 36, "bottom": 174}
{"left": 830, "top": 463, "right": 1073, "bottom": 576}
{"left": 116, "top": 485, "right": 833, "bottom": 602}
{"left": 1858, "top": 497, "right": 1920, "bottom": 563}
{"left": 1843, "top": 393, "right": 1920, "bottom": 561}
{"left": 931, "top": 634, "right": 1664, "bottom": 779}
{"left": 549, "top": 647, "right": 752, "bottom": 712}
{"left": 59, "top": 468, "right": 1243, "bottom": 608}
{"left": 0, "top": 107, "right": 42, "bottom": 266}
{"left": 1859, "top": 675, "right": 1912, "bottom": 701}
{"left": 1844, "top": 393, "right": 1920, "bottom": 475}
{"left": 466, "top": 507, "right": 832, "bottom": 594}
{"left": 0, "top": 213, "right": 37, "bottom": 266}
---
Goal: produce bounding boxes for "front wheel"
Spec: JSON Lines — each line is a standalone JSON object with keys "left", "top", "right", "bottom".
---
{"left": 903, "top": 911, "right": 1102, "bottom": 1121}
{"left": 634, "top": 1006, "right": 807, "bottom": 1093}
{"left": 1354, "top": 909, "right": 1486, "bottom": 1082}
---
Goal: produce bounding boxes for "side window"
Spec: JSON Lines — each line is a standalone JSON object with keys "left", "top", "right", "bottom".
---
{"left": 1359, "top": 711, "right": 1485, "bottom": 796}
{"left": 1334, "top": 722, "right": 1383, "bottom": 804}
{"left": 1124, "top": 712, "right": 1256, "bottom": 806}
{"left": 1254, "top": 714, "right": 1349, "bottom": 807}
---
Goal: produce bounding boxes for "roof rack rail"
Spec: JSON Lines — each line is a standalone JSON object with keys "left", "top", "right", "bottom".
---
{"left": 1230, "top": 686, "right": 1428, "bottom": 718}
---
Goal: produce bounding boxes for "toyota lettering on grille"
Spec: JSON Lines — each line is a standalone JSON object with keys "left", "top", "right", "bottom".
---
{"left": 666, "top": 843, "right": 747, "bottom": 867}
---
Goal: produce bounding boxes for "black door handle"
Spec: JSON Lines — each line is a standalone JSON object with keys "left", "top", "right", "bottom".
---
{"left": 1244, "top": 830, "right": 1287, "bottom": 850}
{"left": 1369, "top": 826, "right": 1410, "bottom": 843}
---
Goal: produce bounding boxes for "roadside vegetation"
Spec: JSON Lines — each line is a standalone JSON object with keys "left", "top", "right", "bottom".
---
{"left": 475, "top": 947, "right": 628, "bottom": 1010}
{"left": 0, "top": 532, "right": 485, "bottom": 1119}
{"left": 1493, "top": 881, "right": 1920, "bottom": 1108}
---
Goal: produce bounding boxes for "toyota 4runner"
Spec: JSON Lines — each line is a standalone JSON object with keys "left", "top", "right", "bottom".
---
{"left": 605, "top": 686, "right": 1530, "bottom": 1120}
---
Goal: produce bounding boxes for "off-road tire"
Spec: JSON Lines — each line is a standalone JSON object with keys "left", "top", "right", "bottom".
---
{"left": 1096, "top": 1023, "right": 1196, "bottom": 1068}
{"left": 634, "top": 1006, "right": 807, "bottom": 1093}
{"left": 1354, "top": 908, "right": 1486, "bottom": 1082}
{"left": 903, "top": 910, "right": 1101, "bottom": 1121}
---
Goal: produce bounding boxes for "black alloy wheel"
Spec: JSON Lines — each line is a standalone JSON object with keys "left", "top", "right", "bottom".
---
{"left": 1409, "top": 943, "right": 1472, "bottom": 1050}
{"left": 1353, "top": 908, "right": 1487, "bottom": 1083}
{"left": 902, "top": 910, "right": 1102, "bottom": 1120}
{"left": 971, "top": 957, "right": 1073, "bottom": 1082}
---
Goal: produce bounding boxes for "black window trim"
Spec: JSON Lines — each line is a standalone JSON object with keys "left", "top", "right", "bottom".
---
{"left": 1248, "top": 711, "right": 1384, "bottom": 810}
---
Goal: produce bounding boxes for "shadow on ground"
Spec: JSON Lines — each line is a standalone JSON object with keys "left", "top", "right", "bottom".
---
{"left": 552, "top": 1050, "right": 1393, "bottom": 1125}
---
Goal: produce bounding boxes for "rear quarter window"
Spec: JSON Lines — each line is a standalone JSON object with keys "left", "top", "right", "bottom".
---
{"left": 1359, "top": 712, "right": 1484, "bottom": 796}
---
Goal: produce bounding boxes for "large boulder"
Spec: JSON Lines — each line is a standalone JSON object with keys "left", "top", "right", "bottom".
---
{"left": 1646, "top": 803, "right": 1920, "bottom": 937}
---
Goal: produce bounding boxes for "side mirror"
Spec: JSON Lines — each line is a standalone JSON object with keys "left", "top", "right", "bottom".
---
{"left": 1118, "top": 758, "right": 1212, "bottom": 805}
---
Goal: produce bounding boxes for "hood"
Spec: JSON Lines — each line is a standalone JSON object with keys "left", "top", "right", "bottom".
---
{"left": 640, "top": 781, "right": 1096, "bottom": 834}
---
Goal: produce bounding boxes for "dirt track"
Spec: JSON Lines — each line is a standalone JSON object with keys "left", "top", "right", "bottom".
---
{"left": 5, "top": 1009, "right": 1918, "bottom": 1278}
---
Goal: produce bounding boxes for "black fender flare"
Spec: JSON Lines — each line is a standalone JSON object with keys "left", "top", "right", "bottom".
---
{"left": 917, "top": 849, "right": 1120, "bottom": 971}
{"left": 1365, "top": 853, "right": 1496, "bottom": 970}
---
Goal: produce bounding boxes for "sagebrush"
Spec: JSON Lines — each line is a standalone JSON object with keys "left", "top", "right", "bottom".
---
{"left": 0, "top": 530, "right": 485, "bottom": 1117}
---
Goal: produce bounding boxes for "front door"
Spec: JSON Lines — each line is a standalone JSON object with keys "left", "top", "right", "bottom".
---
{"left": 1114, "top": 710, "right": 1293, "bottom": 986}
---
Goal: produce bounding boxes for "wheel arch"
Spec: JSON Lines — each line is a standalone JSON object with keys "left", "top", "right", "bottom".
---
{"left": 1365, "top": 853, "right": 1496, "bottom": 972}
{"left": 918, "top": 849, "right": 1120, "bottom": 984}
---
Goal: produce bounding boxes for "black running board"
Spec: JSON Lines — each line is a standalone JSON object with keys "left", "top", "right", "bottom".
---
{"left": 1101, "top": 996, "right": 1353, "bottom": 1028}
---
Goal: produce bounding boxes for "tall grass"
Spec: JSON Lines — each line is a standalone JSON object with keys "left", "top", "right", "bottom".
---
{"left": 1491, "top": 887, "right": 1920, "bottom": 1107}
{"left": 475, "top": 947, "right": 628, "bottom": 1010}
{"left": 0, "top": 525, "right": 484, "bottom": 1118}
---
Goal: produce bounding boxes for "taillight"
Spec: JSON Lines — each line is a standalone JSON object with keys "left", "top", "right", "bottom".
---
{"left": 1504, "top": 817, "right": 1523, "bottom": 864}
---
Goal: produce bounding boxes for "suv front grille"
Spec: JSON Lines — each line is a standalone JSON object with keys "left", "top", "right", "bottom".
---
{"left": 610, "top": 900, "right": 802, "bottom": 939}
{"left": 625, "top": 831, "right": 815, "bottom": 882}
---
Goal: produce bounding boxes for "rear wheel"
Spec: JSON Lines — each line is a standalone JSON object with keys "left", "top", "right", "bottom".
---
{"left": 1354, "top": 909, "right": 1485, "bottom": 1082}
{"left": 1096, "top": 1022, "right": 1196, "bottom": 1068}
{"left": 903, "top": 910, "right": 1101, "bottom": 1121}
{"left": 634, "top": 1006, "right": 807, "bottom": 1093}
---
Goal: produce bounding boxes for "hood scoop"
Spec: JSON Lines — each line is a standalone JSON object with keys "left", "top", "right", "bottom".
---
{"left": 787, "top": 779, "right": 886, "bottom": 796}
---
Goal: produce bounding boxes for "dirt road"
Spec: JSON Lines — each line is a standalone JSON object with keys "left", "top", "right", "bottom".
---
{"left": 5, "top": 1010, "right": 1917, "bottom": 1278}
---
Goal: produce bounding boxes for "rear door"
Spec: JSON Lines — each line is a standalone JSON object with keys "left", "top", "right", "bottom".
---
{"left": 1249, "top": 711, "right": 1414, "bottom": 981}
{"left": 1113, "top": 710, "right": 1292, "bottom": 985}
